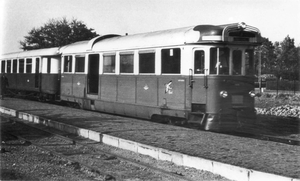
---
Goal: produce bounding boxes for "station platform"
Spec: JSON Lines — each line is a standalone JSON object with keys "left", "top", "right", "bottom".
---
{"left": 1, "top": 98, "right": 299, "bottom": 181}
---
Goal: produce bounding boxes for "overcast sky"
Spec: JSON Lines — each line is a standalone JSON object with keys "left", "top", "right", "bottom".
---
{"left": 1, "top": 0, "right": 299, "bottom": 54}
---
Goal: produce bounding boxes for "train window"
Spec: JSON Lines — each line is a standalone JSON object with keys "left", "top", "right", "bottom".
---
{"left": 35, "top": 58, "right": 40, "bottom": 88}
{"left": 19, "top": 59, "right": 25, "bottom": 73}
{"left": 13, "top": 59, "right": 17, "bottom": 73}
{"left": 35, "top": 58, "right": 40, "bottom": 73}
{"left": 26, "top": 59, "right": 32, "bottom": 73}
{"left": 47, "top": 58, "right": 51, "bottom": 73}
{"left": 210, "top": 48, "right": 217, "bottom": 74}
{"left": 245, "top": 49, "right": 254, "bottom": 75}
{"left": 64, "top": 56, "right": 73, "bottom": 73}
{"left": 194, "top": 50, "right": 205, "bottom": 74}
{"left": 210, "top": 48, "right": 229, "bottom": 75}
{"left": 232, "top": 50, "right": 242, "bottom": 75}
{"left": 161, "top": 48, "right": 181, "bottom": 74}
{"left": 75, "top": 55, "right": 85, "bottom": 73}
{"left": 103, "top": 54, "right": 115, "bottom": 73}
{"left": 7, "top": 60, "right": 11, "bottom": 73}
{"left": 139, "top": 52, "right": 155, "bottom": 74}
{"left": 1, "top": 61, "right": 5, "bottom": 73}
{"left": 219, "top": 48, "right": 229, "bottom": 75}
{"left": 120, "top": 53, "right": 134, "bottom": 73}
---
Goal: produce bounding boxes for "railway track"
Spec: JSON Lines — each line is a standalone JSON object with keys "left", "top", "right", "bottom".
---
{"left": 1, "top": 116, "right": 212, "bottom": 181}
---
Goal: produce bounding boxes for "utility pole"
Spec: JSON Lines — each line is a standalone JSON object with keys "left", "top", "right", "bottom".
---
{"left": 258, "top": 50, "right": 262, "bottom": 93}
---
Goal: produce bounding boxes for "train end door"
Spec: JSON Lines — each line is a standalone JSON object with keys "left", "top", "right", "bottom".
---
{"left": 189, "top": 49, "right": 208, "bottom": 125}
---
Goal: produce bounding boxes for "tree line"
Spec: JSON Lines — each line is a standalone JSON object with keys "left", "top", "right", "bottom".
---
{"left": 256, "top": 36, "right": 299, "bottom": 81}
{"left": 19, "top": 18, "right": 300, "bottom": 81}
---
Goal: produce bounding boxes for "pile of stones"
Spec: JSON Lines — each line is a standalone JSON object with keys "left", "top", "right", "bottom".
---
{"left": 256, "top": 104, "right": 300, "bottom": 118}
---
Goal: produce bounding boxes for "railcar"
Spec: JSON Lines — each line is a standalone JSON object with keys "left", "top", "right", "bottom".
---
{"left": 0, "top": 47, "right": 61, "bottom": 100}
{"left": 59, "top": 22, "right": 262, "bottom": 131}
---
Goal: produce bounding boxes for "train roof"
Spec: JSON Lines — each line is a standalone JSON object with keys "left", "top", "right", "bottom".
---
{"left": 0, "top": 47, "right": 60, "bottom": 59}
{"left": 59, "top": 22, "right": 261, "bottom": 54}
{"left": 92, "top": 26, "right": 199, "bottom": 51}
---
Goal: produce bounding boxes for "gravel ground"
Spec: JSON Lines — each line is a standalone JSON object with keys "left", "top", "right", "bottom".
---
{"left": 1, "top": 115, "right": 231, "bottom": 181}
{"left": 1, "top": 136, "right": 101, "bottom": 180}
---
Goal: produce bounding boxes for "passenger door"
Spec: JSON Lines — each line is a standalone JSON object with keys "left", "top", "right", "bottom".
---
{"left": 87, "top": 54, "right": 99, "bottom": 95}
{"left": 191, "top": 49, "right": 207, "bottom": 113}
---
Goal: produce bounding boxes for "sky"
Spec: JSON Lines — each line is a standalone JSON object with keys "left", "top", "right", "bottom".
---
{"left": 1, "top": 0, "right": 299, "bottom": 54}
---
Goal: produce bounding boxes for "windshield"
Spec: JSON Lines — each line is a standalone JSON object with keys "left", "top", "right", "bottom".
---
{"left": 209, "top": 47, "right": 255, "bottom": 76}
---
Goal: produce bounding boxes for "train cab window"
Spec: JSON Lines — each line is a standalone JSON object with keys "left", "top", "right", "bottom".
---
{"left": 232, "top": 50, "right": 242, "bottom": 75}
{"left": 245, "top": 49, "right": 254, "bottom": 75}
{"left": 210, "top": 48, "right": 218, "bottom": 74}
{"left": 139, "top": 51, "right": 155, "bottom": 74}
{"left": 210, "top": 48, "right": 229, "bottom": 75}
{"left": 1, "top": 61, "right": 5, "bottom": 73}
{"left": 161, "top": 48, "right": 181, "bottom": 74}
{"left": 7, "top": 60, "right": 11, "bottom": 73}
{"left": 219, "top": 48, "right": 229, "bottom": 74}
{"left": 103, "top": 54, "right": 116, "bottom": 73}
{"left": 26, "top": 59, "right": 32, "bottom": 73}
{"left": 194, "top": 50, "right": 205, "bottom": 74}
{"left": 19, "top": 59, "right": 25, "bottom": 73}
{"left": 64, "top": 56, "right": 73, "bottom": 73}
{"left": 13, "top": 59, "right": 17, "bottom": 73}
{"left": 120, "top": 53, "right": 134, "bottom": 73}
{"left": 75, "top": 55, "right": 85, "bottom": 73}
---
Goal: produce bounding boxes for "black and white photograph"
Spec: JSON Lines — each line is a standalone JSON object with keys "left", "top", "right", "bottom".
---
{"left": 1, "top": 0, "right": 299, "bottom": 180}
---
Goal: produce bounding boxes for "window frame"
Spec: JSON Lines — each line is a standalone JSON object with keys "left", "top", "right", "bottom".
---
{"left": 138, "top": 50, "right": 155, "bottom": 74}
{"left": 19, "top": 59, "right": 25, "bottom": 73}
{"left": 120, "top": 52, "right": 134, "bottom": 74}
{"left": 103, "top": 53, "right": 116, "bottom": 74}
{"left": 161, "top": 47, "right": 181, "bottom": 74}
{"left": 26, "top": 58, "right": 32, "bottom": 74}
{"left": 63, "top": 55, "right": 73, "bottom": 73}
{"left": 1, "top": 60, "right": 5, "bottom": 73}
{"left": 13, "top": 59, "right": 18, "bottom": 73}
{"left": 193, "top": 49, "right": 206, "bottom": 75}
{"left": 7, "top": 60, "right": 12, "bottom": 73}
{"left": 232, "top": 50, "right": 243, "bottom": 75}
{"left": 74, "top": 55, "right": 86, "bottom": 73}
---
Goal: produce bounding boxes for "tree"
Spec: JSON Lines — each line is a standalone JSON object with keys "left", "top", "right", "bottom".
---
{"left": 256, "top": 36, "right": 299, "bottom": 81}
{"left": 273, "top": 36, "right": 299, "bottom": 80}
{"left": 255, "top": 37, "right": 276, "bottom": 75}
{"left": 20, "top": 18, "right": 99, "bottom": 50}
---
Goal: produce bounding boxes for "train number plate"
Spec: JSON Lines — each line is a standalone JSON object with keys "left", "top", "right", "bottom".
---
{"left": 232, "top": 95, "right": 243, "bottom": 104}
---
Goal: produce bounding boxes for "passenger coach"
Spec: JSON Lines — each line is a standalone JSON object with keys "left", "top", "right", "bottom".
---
{"left": 59, "top": 22, "right": 262, "bottom": 131}
{"left": 0, "top": 48, "right": 61, "bottom": 100}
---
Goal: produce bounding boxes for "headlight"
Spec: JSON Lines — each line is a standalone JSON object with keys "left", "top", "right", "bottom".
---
{"left": 249, "top": 90, "right": 256, "bottom": 97}
{"left": 220, "top": 90, "right": 228, "bottom": 98}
